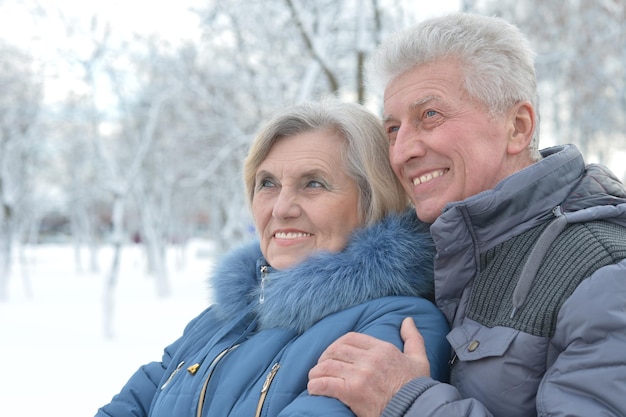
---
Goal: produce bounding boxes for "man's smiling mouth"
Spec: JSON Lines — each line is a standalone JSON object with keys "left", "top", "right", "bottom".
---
{"left": 413, "top": 169, "right": 449, "bottom": 185}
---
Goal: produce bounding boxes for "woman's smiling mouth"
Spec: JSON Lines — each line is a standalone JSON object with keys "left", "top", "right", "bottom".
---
{"left": 274, "top": 231, "right": 312, "bottom": 239}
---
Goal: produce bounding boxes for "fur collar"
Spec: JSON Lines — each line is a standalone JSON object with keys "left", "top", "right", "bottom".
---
{"left": 209, "top": 209, "right": 435, "bottom": 334}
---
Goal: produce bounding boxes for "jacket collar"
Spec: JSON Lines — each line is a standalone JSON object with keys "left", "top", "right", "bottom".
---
{"left": 209, "top": 209, "right": 435, "bottom": 334}
{"left": 430, "top": 144, "right": 626, "bottom": 323}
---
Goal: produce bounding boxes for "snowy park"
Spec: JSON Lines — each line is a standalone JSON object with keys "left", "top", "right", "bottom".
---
{"left": 0, "top": 242, "right": 214, "bottom": 417}
{"left": 1, "top": 1, "right": 625, "bottom": 415}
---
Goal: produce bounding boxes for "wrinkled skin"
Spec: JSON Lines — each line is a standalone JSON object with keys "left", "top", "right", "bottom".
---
{"left": 308, "top": 318, "right": 429, "bottom": 417}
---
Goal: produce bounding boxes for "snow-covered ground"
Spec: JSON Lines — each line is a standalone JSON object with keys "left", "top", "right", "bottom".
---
{"left": 0, "top": 241, "right": 214, "bottom": 417}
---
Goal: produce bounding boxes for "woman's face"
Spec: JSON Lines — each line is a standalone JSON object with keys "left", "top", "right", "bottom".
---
{"left": 252, "top": 130, "right": 362, "bottom": 270}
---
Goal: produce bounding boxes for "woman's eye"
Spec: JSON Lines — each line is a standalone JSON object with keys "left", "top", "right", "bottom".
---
{"left": 259, "top": 179, "right": 276, "bottom": 188}
{"left": 306, "top": 180, "right": 324, "bottom": 188}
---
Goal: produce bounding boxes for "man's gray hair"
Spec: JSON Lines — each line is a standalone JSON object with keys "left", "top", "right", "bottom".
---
{"left": 367, "top": 12, "right": 541, "bottom": 159}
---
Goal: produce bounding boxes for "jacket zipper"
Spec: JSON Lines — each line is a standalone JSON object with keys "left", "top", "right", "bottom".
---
{"left": 259, "top": 265, "right": 269, "bottom": 303}
{"left": 196, "top": 345, "right": 240, "bottom": 417}
{"left": 255, "top": 363, "right": 280, "bottom": 417}
{"left": 161, "top": 361, "right": 185, "bottom": 390}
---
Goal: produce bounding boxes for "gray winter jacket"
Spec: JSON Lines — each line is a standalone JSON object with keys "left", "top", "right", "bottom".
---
{"left": 383, "top": 144, "right": 626, "bottom": 417}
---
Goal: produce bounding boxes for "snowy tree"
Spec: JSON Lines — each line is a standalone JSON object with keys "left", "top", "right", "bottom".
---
{"left": 469, "top": 0, "right": 626, "bottom": 175}
{"left": 167, "top": 0, "right": 417, "bottom": 254}
{"left": 1, "top": 0, "right": 624, "bottom": 319}
{"left": 194, "top": 0, "right": 412, "bottom": 106}
{"left": 0, "top": 41, "right": 42, "bottom": 300}
{"left": 125, "top": 41, "right": 255, "bottom": 259}
{"left": 39, "top": 12, "right": 178, "bottom": 336}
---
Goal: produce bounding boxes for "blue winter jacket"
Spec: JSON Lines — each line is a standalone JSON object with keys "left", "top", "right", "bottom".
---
{"left": 95, "top": 209, "right": 450, "bottom": 417}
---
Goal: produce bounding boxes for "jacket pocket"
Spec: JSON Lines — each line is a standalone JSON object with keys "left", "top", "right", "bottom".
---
{"left": 446, "top": 318, "right": 548, "bottom": 417}
{"left": 447, "top": 319, "right": 518, "bottom": 362}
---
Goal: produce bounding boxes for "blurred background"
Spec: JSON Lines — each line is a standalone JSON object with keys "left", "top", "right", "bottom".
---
{"left": 0, "top": 0, "right": 624, "bottom": 415}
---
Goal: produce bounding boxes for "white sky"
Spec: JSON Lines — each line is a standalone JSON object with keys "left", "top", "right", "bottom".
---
{"left": 0, "top": 0, "right": 204, "bottom": 46}
{"left": 0, "top": 0, "right": 206, "bottom": 106}
{"left": 0, "top": 0, "right": 462, "bottom": 49}
{"left": 0, "top": 0, "right": 462, "bottom": 105}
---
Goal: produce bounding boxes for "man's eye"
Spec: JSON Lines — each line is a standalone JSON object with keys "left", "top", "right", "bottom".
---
{"left": 425, "top": 110, "right": 438, "bottom": 118}
{"left": 386, "top": 125, "right": 399, "bottom": 143}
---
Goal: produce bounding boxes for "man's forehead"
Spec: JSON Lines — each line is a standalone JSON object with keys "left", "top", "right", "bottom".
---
{"left": 382, "top": 95, "right": 441, "bottom": 122}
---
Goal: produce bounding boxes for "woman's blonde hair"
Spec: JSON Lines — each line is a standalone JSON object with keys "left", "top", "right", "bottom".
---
{"left": 243, "top": 100, "right": 408, "bottom": 226}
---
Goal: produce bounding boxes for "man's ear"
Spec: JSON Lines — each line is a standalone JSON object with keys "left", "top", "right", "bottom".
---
{"left": 507, "top": 101, "right": 535, "bottom": 155}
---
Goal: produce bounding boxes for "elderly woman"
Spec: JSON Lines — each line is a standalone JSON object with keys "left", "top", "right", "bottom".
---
{"left": 95, "top": 100, "right": 450, "bottom": 417}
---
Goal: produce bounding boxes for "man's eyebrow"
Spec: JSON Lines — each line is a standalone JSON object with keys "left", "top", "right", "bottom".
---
{"left": 383, "top": 95, "right": 440, "bottom": 123}
{"left": 410, "top": 95, "right": 438, "bottom": 110}
{"left": 382, "top": 114, "right": 395, "bottom": 124}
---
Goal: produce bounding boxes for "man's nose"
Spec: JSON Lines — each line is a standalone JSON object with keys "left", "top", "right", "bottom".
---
{"left": 391, "top": 126, "right": 426, "bottom": 166}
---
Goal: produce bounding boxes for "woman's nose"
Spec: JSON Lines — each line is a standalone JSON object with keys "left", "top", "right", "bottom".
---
{"left": 272, "top": 188, "right": 301, "bottom": 219}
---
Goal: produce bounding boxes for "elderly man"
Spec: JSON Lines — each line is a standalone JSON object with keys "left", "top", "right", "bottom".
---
{"left": 308, "top": 12, "right": 626, "bottom": 417}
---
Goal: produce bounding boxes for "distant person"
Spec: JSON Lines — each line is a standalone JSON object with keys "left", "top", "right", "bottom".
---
{"left": 307, "top": 12, "right": 626, "bottom": 417}
{"left": 95, "top": 100, "right": 450, "bottom": 417}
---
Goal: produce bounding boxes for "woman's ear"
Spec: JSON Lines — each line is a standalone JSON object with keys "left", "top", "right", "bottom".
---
{"left": 507, "top": 101, "right": 535, "bottom": 155}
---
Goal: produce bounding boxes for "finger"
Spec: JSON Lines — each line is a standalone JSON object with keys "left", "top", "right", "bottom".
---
{"left": 307, "top": 374, "right": 344, "bottom": 397}
{"left": 308, "top": 358, "right": 359, "bottom": 398}
{"left": 308, "top": 362, "right": 376, "bottom": 415}
{"left": 401, "top": 317, "right": 426, "bottom": 358}
{"left": 308, "top": 358, "right": 343, "bottom": 380}
{"left": 317, "top": 332, "right": 376, "bottom": 363}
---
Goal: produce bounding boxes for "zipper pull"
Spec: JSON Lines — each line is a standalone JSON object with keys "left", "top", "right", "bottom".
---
{"left": 259, "top": 265, "right": 268, "bottom": 304}
{"left": 187, "top": 363, "right": 200, "bottom": 375}
{"left": 448, "top": 352, "right": 458, "bottom": 366}
{"left": 262, "top": 363, "right": 280, "bottom": 393}
{"left": 255, "top": 363, "right": 281, "bottom": 417}
{"left": 161, "top": 361, "right": 185, "bottom": 390}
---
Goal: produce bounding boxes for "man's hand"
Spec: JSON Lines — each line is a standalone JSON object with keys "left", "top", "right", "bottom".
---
{"left": 308, "top": 317, "right": 430, "bottom": 417}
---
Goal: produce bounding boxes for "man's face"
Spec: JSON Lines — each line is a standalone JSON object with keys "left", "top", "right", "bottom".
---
{"left": 383, "top": 59, "right": 515, "bottom": 223}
